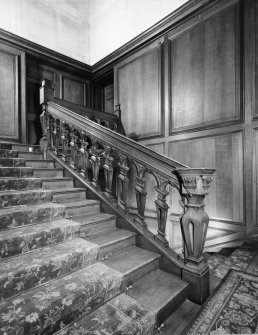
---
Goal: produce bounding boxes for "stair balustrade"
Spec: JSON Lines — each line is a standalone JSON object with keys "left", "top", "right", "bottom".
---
{"left": 40, "top": 79, "right": 215, "bottom": 304}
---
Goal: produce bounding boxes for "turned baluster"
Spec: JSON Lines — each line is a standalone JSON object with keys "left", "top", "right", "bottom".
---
{"left": 117, "top": 153, "right": 129, "bottom": 212}
{"left": 70, "top": 129, "right": 79, "bottom": 170}
{"left": 154, "top": 177, "right": 169, "bottom": 247}
{"left": 134, "top": 162, "right": 147, "bottom": 229}
{"left": 53, "top": 118, "right": 60, "bottom": 155}
{"left": 79, "top": 132, "right": 90, "bottom": 179}
{"left": 103, "top": 145, "right": 114, "bottom": 198}
{"left": 60, "top": 122, "right": 69, "bottom": 162}
{"left": 90, "top": 139, "right": 103, "bottom": 188}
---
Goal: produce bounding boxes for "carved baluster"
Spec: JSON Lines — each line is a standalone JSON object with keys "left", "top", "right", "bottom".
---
{"left": 134, "top": 162, "right": 147, "bottom": 229}
{"left": 79, "top": 132, "right": 90, "bottom": 179}
{"left": 90, "top": 139, "right": 103, "bottom": 188}
{"left": 103, "top": 145, "right": 114, "bottom": 198}
{"left": 176, "top": 168, "right": 215, "bottom": 304}
{"left": 60, "top": 122, "right": 69, "bottom": 162}
{"left": 117, "top": 153, "right": 129, "bottom": 212}
{"left": 53, "top": 118, "right": 60, "bottom": 155}
{"left": 154, "top": 177, "right": 169, "bottom": 247}
{"left": 69, "top": 128, "right": 77, "bottom": 169}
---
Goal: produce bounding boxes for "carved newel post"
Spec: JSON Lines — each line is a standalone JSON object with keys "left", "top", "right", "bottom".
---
{"left": 176, "top": 168, "right": 215, "bottom": 304}
{"left": 39, "top": 79, "right": 54, "bottom": 159}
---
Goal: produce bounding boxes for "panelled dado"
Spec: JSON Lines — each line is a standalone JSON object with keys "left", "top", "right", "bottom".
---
{"left": 113, "top": 0, "right": 248, "bottom": 234}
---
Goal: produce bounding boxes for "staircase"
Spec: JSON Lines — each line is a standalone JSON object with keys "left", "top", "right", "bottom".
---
{"left": 0, "top": 142, "right": 189, "bottom": 335}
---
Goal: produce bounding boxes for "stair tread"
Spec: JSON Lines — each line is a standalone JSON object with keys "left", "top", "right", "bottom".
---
{"left": 64, "top": 199, "right": 99, "bottom": 208}
{"left": 127, "top": 269, "right": 189, "bottom": 313}
{"left": 53, "top": 292, "right": 156, "bottom": 335}
{"left": 0, "top": 218, "right": 79, "bottom": 240}
{"left": 89, "top": 228, "right": 136, "bottom": 247}
{"left": 75, "top": 212, "right": 116, "bottom": 225}
{"left": 0, "top": 238, "right": 97, "bottom": 275}
{"left": 52, "top": 187, "right": 86, "bottom": 194}
{"left": 103, "top": 246, "right": 160, "bottom": 275}
{"left": 41, "top": 177, "right": 73, "bottom": 181}
{"left": 33, "top": 167, "right": 63, "bottom": 171}
{"left": 0, "top": 188, "right": 51, "bottom": 195}
{"left": 0, "top": 201, "right": 64, "bottom": 214}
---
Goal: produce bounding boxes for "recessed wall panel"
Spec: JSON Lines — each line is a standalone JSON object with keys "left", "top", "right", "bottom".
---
{"left": 169, "top": 132, "right": 243, "bottom": 223}
{"left": 117, "top": 46, "right": 162, "bottom": 139}
{"left": 169, "top": 4, "right": 240, "bottom": 132}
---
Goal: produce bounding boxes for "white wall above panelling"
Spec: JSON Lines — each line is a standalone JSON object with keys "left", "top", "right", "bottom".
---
{"left": 89, "top": 0, "right": 188, "bottom": 64}
{"left": 0, "top": 0, "right": 91, "bottom": 64}
{"left": 0, "top": 0, "right": 188, "bottom": 65}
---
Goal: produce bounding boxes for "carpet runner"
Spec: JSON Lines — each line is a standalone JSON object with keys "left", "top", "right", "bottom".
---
{"left": 186, "top": 270, "right": 258, "bottom": 335}
{"left": 0, "top": 142, "right": 189, "bottom": 334}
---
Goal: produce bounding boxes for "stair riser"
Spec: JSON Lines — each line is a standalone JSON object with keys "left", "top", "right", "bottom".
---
{"left": 25, "top": 161, "right": 55, "bottom": 168}
{"left": 33, "top": 169, "right": 63, "bottom": 178}
{"left": 12, "top": 144, "right": 39, "bottom": 152}
{"left": 65, "top": 203, "right": 100, "bottom": 217}
{"left": 0, "top": 178, "right": 42, "bottom": 191}
{"left": 121, "top": 258, "right": 160, "bottom": 290}
{"left": 0, "top": 240, "right": 99, "bottom": 301}
{"left": 0, "top": 205, "right": 65, "bottom": 230}
{"left": 157, "top": 286, "right": 189, "bottom": 325}
{"left": 0, "top": 190, "right": 52, "bottom": 208}
{"left": 0, "top": 158, "right": 25, "bottom": 167}
{"left": 42, "top": 180, "right": 74, "bottom": 189}
{"left": 0, "top": 167, "right": 33, "bottom": 178}
{"left": 98, "top": 236, "right": 136, "bottom": 261}
{"left": 53, "top": 191, "right": 86, "bottom": 202}
{"left": 0, "top": 220, "right": 80, "bottom": 260}
{"left": 18, "top": 152, "right": 43, "bottom": 160}
{"left": 80, "top": 218, "right": 117, "bottom": 236}
{"left": 0, "top": 143, "right": 12, "bottom": 150}
{"left": 0, "top": 149, "right": 18, "bottom": 158}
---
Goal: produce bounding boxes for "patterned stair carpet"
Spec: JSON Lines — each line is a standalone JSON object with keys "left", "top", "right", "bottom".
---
{"left": 0, "top": 143, "right": 190, "bottom": 335}
{"left": 185, "top": 270, "right": 258, "bottom": 335}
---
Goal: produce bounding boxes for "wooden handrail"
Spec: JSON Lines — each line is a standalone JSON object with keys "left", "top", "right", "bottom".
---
{"left": 39, "top": 79, "right": 215, "bottom": 304}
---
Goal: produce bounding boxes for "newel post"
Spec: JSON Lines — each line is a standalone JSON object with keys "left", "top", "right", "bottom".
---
{"left": 176, "top": 168, "right": 215, "bottom": 304}
{"left": 39, "top": 79, "right": 54, "bottom": 159}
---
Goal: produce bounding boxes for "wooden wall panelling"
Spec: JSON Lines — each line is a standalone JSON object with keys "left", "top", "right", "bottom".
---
{"left": 114, "top": 40, "right": 163, "bottom": 140}
{"left": 253, "top": 129, "right": 258, "bottom": 227}
{"left": 168, "top": 0, "right": 241, "bottom": 134}
{"left": 254, "top": 0, "right": 258, "bottom": 120}
{"left": 0, "top": 43, "right": 26, "bottom": 142}
{"left": 169, "top": 131, "right": 244, "bottom": 224}
{"left": 104, "top": 84, "right": 114, "bottom": 114}
{"left": 62, "top": 76, "right": 85, "bottom": 106}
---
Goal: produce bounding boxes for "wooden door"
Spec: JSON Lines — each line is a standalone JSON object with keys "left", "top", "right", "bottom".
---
{"left": 0, "top": 43, "right": 26, "bottom": 143}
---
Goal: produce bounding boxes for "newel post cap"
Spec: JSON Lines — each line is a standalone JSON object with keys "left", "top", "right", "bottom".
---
{"left": 40, "top": 79, "right": 54, "bottom": 105}
{"left": 175, "top": 168, "right": 215, "bottom": 196}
